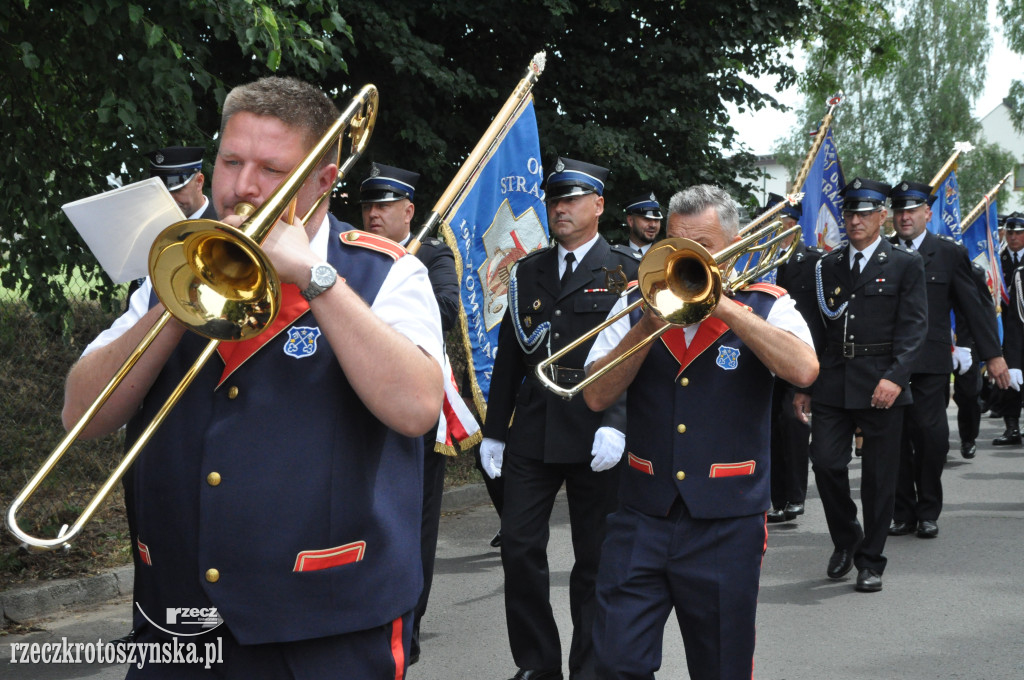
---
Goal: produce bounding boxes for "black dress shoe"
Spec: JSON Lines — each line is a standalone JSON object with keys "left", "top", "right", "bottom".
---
{"left": 510, "top": 669, "right": 564, "bottom": 680}
{"left": 855, "top": 568, "right": 882, "bottom": 592}
{"left": 784, "top": 502, "right": 804, "bottom": 519}
{"left": 960, "top": 441, "right": 976, "bottom": 459}
{"left": 490, "top": 530, "right": 502, "bottom": 548}
{"left": 916, "top": 520, "right": 938, "bottom": 538}
{"left": 993, "top": 429, "right": 1022, "bottom": 446}
{"left": 112, "top": 630, "right": 136, "bottom": 646}
{"left": 767, "top": 508, "right": 787, "bottom": 523}
{"left": 888, "top": 519, "right": 915, "bottom": 536}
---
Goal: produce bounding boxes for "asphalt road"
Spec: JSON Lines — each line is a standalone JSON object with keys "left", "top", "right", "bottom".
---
{"left": 3, "top": 404, "right": 1023, "bottom": 679}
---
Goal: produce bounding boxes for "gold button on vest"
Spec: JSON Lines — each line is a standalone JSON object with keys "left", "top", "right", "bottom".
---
{"left": 676, "top": 424, "right": 686, "bottom": 434}
{"left": 207, "top": 472, "right": 221, "bottom": 486}
{"left": 205, "top": 569, "right": 220, "bottom": 583}
{"left": 227, "top": 386, "right": 239, "bottom": 399}
{"left": 676, "top": 471, "right": 686, "bottom": 481}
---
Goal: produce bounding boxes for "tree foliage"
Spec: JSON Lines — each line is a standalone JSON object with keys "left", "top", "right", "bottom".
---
{"left": 3, "top": 0, "right": 883, "bottom": 331}
{"left": 998, "top": 0, "right": 1024, "bottom": 130}
{"left": 778, "top": 0, "right": 1015, "bottom": 209}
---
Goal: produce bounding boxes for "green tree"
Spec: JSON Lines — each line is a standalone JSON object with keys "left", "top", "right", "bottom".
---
{"left": 998, "top": 0, "right": 1024, "bottom": 130}
{"left": 778, "top": 0, "right": 1015, "bottom": 208}
{"left": 3, "top": 0, "right": 886, "bottom": 331}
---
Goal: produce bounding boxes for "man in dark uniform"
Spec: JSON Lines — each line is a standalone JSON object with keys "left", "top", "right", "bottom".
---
{"left": 992, "top": 213, "right": 1024, "bottom": 445}
{"left": 951, "top": 262, "right": 1001, "bottom": 459}
{"left": 480, "top": 157, "right": 640, "bottom": 680}
{"left": 793, "top": 177, "right": 927, "bottom": 593}
{"left": 765, "top": 194, "right": 825, "bottom": 523}
{"left": 886, "top": 181, "right": 1010, "bottom": 539}
{"left": 359, "top": 162, "right": 460, "bottom": 666}
{"left": 583, "top": 184, "right": 818, "bottom": 679}
{"left": 623, "top": 191, "right": 662, "bottom": 256}
{"left": 64, "top": 76, "right": 445, "bottom": 677}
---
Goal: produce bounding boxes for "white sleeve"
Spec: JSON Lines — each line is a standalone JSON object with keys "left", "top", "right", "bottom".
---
{"left": 370, "top": 254, "right": 445, "bottom": 368}
{"left": 585, "top": 294, "right": 634, "bottom": 368}
{"left": 766, "top": 293, "right": 816, "bottom": 351}
{"left": 81, "top": 280, "right": 153, "bottom": 356}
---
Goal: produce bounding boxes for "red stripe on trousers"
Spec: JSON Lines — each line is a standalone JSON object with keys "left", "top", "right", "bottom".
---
{"left": 391, "top": 615, "right": 405, "bottom": 680}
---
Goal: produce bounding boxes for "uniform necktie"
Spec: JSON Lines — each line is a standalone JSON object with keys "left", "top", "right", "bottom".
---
{"left": 852, "top": 252, "right": 863, "bottom": 277}
{"left": 560, "top": 252, "right": 576, "bottom": 288}
{"left": 905, "top": 239, "right": 914, "bottom": 250}
{"left": 1015, "top": 253, "right": 1020, "bottom": 269}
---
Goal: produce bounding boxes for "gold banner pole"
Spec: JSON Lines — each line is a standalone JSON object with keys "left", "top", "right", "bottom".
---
{"left": 407, "top": 52, "right": 546, "bottom": 255}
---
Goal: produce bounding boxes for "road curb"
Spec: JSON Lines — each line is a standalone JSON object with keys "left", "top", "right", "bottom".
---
{"left": 0, "top": 483, "right": 495, "bottom": 628}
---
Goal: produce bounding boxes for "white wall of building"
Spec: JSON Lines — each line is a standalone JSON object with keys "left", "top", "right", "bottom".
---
{"left": 977, "top": 100, "right": 1024, "bottom": 213}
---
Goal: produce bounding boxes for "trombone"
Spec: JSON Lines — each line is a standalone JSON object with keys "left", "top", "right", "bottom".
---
{"left": 7, "top": 84, "right": 379, "bottom": 551}
{"left": 535, "top": 218, "right": 801, "bottom": 400}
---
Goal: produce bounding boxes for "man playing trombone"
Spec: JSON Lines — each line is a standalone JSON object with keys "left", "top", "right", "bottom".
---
{"left": 62, "top": 76, "right": 444, "bottom": 677}
{"left": 582, "top": 185, "right": 818, "bottom": 680}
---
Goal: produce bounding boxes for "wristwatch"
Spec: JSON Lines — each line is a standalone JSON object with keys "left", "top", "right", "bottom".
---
{"left": 300, "top": 262, "right": 338, "bottom": 301}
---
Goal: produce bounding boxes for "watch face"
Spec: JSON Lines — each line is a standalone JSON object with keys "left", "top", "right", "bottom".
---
{"left": 312, "top": 264, "right": 336, "bottom": 286}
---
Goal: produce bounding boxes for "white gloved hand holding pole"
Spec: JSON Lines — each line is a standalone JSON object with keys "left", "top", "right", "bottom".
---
{"left": 480, "top": 437, "right": 505, "bottom": 479}
{"left": 590, "top": 427, "right": 625, "bottom": 472}
{"left": 951, "top": 346, "right": 972, "bottom": 375}
{"left": 1009, "top": 368, "right": 1023, "bottom": 392}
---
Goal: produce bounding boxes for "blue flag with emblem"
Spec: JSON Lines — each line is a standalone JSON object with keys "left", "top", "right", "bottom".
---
{"left": 961, "top": 196, "right": 1005, "bottom": 338}
{"left": 927, "top": 171, "right": 963, "bottom": 241}
{"left": 441, "top": 98, "right": 549, "bottom": 416}
{"left": 797, "top": 127, "right": 846, "bottom": 252}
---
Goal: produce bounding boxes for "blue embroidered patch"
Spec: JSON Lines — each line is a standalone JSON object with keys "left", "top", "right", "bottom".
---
{"left": 284, "top": 326, "right": 322, "bottom": 359}
{"left": 716, "top": 345, "right": 740, "bottom": 370}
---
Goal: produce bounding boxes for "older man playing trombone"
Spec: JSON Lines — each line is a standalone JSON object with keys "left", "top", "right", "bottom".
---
{"left": 582, "top": 185, "right": 818, "bottom": 680}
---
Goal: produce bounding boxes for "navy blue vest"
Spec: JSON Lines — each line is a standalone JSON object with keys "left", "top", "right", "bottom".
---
{"left": 127, "top": 217, "right": 423, "bottom": 644}
{"left": 622, "top": 289, "right": 776, "bottom": 519}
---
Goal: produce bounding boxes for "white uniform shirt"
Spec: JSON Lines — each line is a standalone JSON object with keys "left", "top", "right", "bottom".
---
{"left": 84, "top": 217, "right": 444, "bottom": 368}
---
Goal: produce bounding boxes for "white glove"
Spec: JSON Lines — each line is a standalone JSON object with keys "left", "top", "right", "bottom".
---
{"left": 951, "top": 346, "right": 972, "bottom": 375}
{"left": 1010, "top": 368, "right": 1023, "bottom": 392}
{"left": 480, "top": 437, "right": 505, "bottom": 479}
{"left": 590, "top": 427, "right": 625, "bottom": 472}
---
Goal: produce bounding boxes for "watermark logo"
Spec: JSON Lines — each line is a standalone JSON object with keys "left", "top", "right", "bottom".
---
{"left": 136, "top": 603, "right": 224, "bottom": 637}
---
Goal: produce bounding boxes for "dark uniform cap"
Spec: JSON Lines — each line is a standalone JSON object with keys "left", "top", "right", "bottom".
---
{"left": 1005, "top": 212, "right": 1024, "bottom": 233}
{"left": 839, "top": 177, "right": 891, "bottom": 213}
{"left": 889, "top": 180, "right": 935, "bottom": 211}
{"left": 544, "top": 157, "right": 609, "bottom": 200}
{"left": 624, "top": 191, "right": 662, "bottom": 219}
{"left": 145, "top": 146, "right": 204, "bottom": 191}
{"left": 764, "top": 192, "right": 802, "bottom": 221}
{"left": 359, "top": 163, "right": 419, "bottom": 203}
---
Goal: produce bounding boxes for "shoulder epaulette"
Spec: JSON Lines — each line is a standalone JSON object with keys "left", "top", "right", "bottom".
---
{"left": 610, "top": 243, "right": 643, "bottom": 260}
{"left": 517, "top": 244, "right": 554, "bottom": 265}
{"left": 421, "top": 235, "right": 444, "bottom": 248}
{"left": 338, "top": 229, "right": 407, "bottom": 261}
{"left": 746, "top": 282, "right": 786, "bottom": 298}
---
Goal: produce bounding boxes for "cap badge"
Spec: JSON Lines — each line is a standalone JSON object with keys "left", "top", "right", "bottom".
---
{"left": 370, "top": 165, "right": 381, "bottom": 177}
{"left": 555, "top": 159, "right": 565, "bottom": 173}
{"left": 853, "top": 179, "right": 862, "bottom": 189}
{"left": 900, "top": 182, "right": 909, "bottom": 191}
{"left": 648, "top": 192, "right": 656, "bottom": 201}
{"left": 154, "top": 153, "right": 165, "bottom": 164}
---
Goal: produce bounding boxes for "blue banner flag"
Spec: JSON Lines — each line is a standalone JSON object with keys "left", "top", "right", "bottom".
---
{"left": 927, "top": 171, "right": 963, "bottom": 241}
{"left": 797, "top": 127, "right": 846, "bottom": 252}
{"left": 961, "top": 196, "right": 1005, "bottom": 311}
{"left": 440, "top": 98, "right": 549, "bottom": 416}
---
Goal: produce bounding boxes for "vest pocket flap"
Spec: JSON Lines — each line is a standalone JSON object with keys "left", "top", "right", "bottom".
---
{"left": 573, "top": 292, "right": 618, "bottom": 314}
{"left": 628, "top": 452, "right": 654, "bottom": 475}
{"left": 709, "top": 461, "right": 756, "bottom": 478}
{"left": 293, "top": 541, "right": 366, "bottom": 572}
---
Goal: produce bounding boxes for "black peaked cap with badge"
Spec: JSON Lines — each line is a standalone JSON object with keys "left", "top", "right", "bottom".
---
{"left": 839, "top": 177, "right": 891, "bottom": 213}
{"left": 624, "top": 191, "right": 663, "bottom": 219}
{"left": 1005, "top": 212, "right": 1024, "bottom": 232}
{"left": 360, "top": 162, "right": 420, "bottom": 203}
{"left": 764, "top": 192, "right": 802, "bottom": 221}
{"left": 889, "top": 180, "right": 936, "bottom": 210}
{"left": 543, "top": 157, "right": 609, "bottom": 201}
{"left": 145, "top": 146, "right": 205, "bottom": 191}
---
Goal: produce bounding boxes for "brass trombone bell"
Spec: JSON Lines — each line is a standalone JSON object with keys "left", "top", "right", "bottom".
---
{"left": 6, "top": 84, "right": 379, "bottom": 551}
{"left": 535, "top": 219, "right": 800, "bottom": 400}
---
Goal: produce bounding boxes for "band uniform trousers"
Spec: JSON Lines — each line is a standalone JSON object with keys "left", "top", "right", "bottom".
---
{"left": 952, "top": 360, "right": 982, "bottom": 445}
{"left": 894, "top": 373, "right": 949, "bottom": 523}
